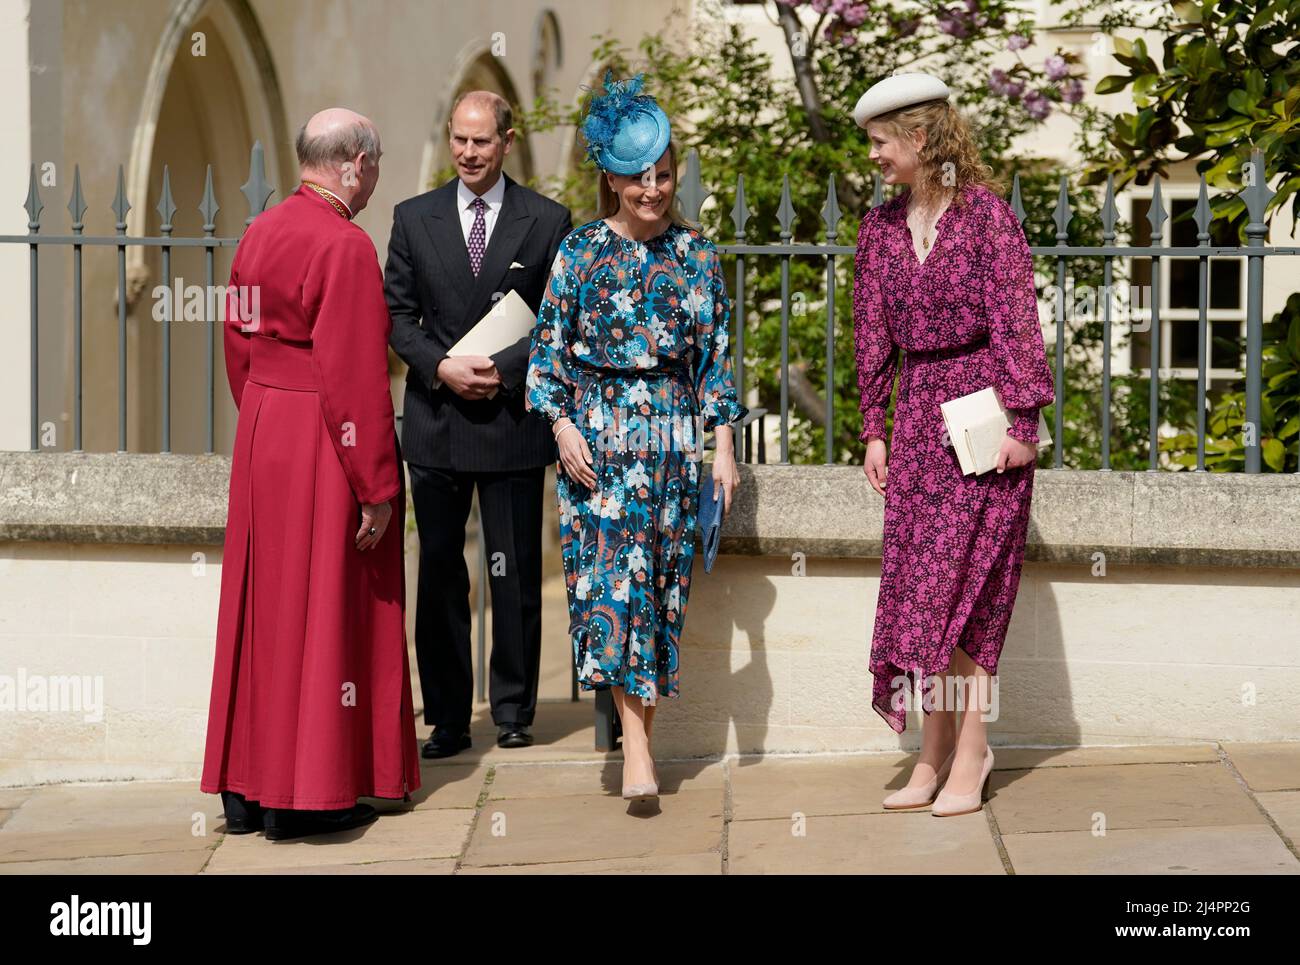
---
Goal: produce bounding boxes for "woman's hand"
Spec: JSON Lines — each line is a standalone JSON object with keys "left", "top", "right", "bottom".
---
{"left": 356, "top": 500, "right": 393, "bottom": 551}
{"left": 863, "top": 437, "right": 888, "bottom": 497}
{"left": 995, "top": 434, "right": 1037, "bottom": 473}
{"left": 554, "top": 417, "right": 597, "bottom": 489}
{"left": 711, "top": 426, "right": 740, "bottom": 514}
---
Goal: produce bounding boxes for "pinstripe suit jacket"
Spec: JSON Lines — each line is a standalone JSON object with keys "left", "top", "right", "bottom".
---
{"left": 384, "top": 174, "right": 572, "bottom": 471}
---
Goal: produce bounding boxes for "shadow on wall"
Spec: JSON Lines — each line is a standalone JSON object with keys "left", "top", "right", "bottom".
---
{"left": 655, "top": 465, "right": 778, "bottom": 763}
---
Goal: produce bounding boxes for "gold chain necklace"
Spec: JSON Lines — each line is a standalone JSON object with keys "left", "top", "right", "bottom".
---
{"left": 908, "top": 195, "right": 949, "bottom": 250}
{"left": 302, "top": 181, "right": 350, "bottom": 219}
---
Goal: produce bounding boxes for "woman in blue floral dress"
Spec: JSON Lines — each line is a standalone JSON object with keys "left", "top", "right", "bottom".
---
{"left": 525, "top": 75, "right": 744, "bottom": 803}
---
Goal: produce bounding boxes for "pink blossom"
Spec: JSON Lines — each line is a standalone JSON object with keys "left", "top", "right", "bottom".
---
{"left": 1022, "top": 88, "right": 1052, "bottom": 120}
{"left": 989, "top": 68, "right": 1025, "bottom": 99}
{"left": 937, "top": 12, "right": 968, "bottom": 38}
{"left": 840, "top": 2, "right": 869, "bottom": 27}
{"left": 894, "top": 16, "right": 920, "bottom": 37}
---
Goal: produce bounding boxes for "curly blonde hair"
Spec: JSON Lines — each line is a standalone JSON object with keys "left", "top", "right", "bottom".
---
{"left": 867, "top": 99, "right": 1004, "bottom": 212}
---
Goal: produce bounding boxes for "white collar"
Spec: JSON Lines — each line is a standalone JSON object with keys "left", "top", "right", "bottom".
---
{"left": 457, "top": 174, "right": 506, "bottom": 212}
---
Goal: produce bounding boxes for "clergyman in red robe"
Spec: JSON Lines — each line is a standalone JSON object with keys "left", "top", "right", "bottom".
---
{"left": 201, "top": 108, "right": 420, "bottom": 841}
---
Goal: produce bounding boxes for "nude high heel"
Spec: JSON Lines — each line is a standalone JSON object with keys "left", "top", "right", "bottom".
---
{"left": 622, "top": 755, "right": 659, "bottom": 804}
{"left": 622, "top": 779, "right": 659, "bottom": 803}
{"left": 882, "top": 748, "right": 956, "bottom": 810}
{"left": 931, "top": 745, "right": 994, "bottom": 817}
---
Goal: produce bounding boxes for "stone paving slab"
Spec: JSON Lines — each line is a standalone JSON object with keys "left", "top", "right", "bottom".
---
{"left": 0, "top": 789, "right": 34, "bottom": 809}
{"left": 1256, "top": 791, "right": 1300, "bottom": 845}
{"left": 0, "top": 779, "right": 223, "bottom": 863}
{"left": 376, "top": 764, "right": 485, "bottom": 812}
{"left": 990, "top": 744, "right": 1221, "bottom": 769}
{"left": 201, "top": 808, "right": 474, "bottom": 873}
{"left": 487, "top": 761, "right": 725, "bottom": 800}
{"left": 1, "top": 780, "right": 222, "bottom": 833}
{"left": 728, "top": 811, "right": 1007, "bottom": 874}
{"left": 989, "top": 762, "right": 1266, "bottom": 834}
{"left": 416, "top": 701, "right": 608, "bottom": 767}
{"left": 457, "top": 852, "right": 722, "bottom": 874}
{"left": 1221, "top": 742, "right": 1300, "bottom": 792}
{"left": 462, "top": 790, "right": 724, "bottom": 868}
{"left": 203, "top": 858, "right": 458, "bottom": 875}
{"left": 729, "top": 756, "right": 915, "bottom": 820}
{"left": 0, "top": 742, "right": 1295, "bottom": 874}
{"left": 1002, "top": 825, "right": 1300, "bottom": 874}
{"left": 0, "top": 851, "right": 212, "bottom": 874}
{"left": 0, "top": 824, "right": 215, "bottom": 864}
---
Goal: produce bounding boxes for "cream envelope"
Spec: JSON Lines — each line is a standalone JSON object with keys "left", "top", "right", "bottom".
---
{"left": 443, "top": 289, "right": 538, "bottom": 399}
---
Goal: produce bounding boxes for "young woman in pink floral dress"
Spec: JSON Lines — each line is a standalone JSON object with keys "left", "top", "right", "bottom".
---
{"left": 852, "top": 74, "right": 1054, "bottom": 816}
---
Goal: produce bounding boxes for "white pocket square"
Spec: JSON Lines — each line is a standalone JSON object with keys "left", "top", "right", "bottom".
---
{"left": 509, "top": 261, "right": 525, "bottom": 269}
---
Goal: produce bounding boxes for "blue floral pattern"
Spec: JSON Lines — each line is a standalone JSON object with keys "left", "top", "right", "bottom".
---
{"left": 526, "top": 219, "right": 745, "bottom": 703}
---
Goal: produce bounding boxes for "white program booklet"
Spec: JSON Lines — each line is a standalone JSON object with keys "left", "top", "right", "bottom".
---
{"left": 940, "top": 386, "right": 1052, "bottom": 475}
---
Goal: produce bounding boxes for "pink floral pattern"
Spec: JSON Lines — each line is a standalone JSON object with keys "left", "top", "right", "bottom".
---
{"left": 854, "top": 183, "right": 1054, "bottom": 733}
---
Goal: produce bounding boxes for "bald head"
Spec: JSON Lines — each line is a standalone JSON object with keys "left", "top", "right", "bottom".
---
{"left": 295, "top": 108, "right": 382, "bottom": 214}
{"left": 296, "top": 108, "right": 379, "bottom": 169}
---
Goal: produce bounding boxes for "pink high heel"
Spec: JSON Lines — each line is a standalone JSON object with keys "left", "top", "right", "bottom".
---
{"left": 882, "top": 748, "right": 957, "bottom": 810}
{"left": 931, "top": 745, "right": 994, "bottom": 817}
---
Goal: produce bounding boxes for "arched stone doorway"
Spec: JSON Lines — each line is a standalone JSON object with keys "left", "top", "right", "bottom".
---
{"left": 114, "top": 0, "right": 290, "bottom": 455}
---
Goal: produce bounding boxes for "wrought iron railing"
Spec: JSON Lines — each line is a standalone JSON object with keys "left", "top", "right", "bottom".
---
{"left": 671, "top": 147, "right": 1298, "bottom": 473}
{"left": 7, "top": 144, "right": 1298, "bottom": 471}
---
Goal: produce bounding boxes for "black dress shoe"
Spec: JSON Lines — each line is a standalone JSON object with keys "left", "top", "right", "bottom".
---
{"left": 221, "top": 790, "right": 263, "bottom": 834}
{"left": 422, "top": 727, "right": 472, "bottom": 759}
{"left": 263, "top": 803, "right": 378, "bottom": 841}
{"left": 497, "top": 723, "right": 534, "bottom": 748}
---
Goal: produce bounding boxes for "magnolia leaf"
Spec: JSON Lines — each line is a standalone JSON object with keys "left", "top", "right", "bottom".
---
{"left": 1096, "top": 74, "right": 1135, "bottom": 95}
{"left": 1262, "top": 437, "right": 1285, "bottom": 471}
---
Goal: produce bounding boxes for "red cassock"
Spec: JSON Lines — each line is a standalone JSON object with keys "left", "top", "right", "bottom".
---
{"left": 200, "top": 185, "right": 420, "bottom": 809}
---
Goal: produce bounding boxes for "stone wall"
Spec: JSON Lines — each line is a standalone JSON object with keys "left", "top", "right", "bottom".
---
{"left": 2, "top": 453, "right": 1298, "bottom": 782}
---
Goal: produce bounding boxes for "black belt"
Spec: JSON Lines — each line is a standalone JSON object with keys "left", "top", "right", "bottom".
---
{"left": 904, "top": 336, "right": 989, "bottom": 360}
{"left": 574, "top": 360, "right": 693, "bottom": 381}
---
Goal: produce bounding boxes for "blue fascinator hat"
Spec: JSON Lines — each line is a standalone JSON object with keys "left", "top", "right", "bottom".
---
{"left": 580, "top": 71, "right": 672, "bottom": 176}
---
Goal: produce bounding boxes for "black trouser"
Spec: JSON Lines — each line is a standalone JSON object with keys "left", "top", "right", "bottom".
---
{"left": 407, "top": 463, "right": 545, "bottom": 731}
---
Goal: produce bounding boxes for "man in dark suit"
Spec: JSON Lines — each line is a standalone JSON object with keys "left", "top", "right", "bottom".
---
{"left": 384, "top": 91, "right": 572, "bottom": 758}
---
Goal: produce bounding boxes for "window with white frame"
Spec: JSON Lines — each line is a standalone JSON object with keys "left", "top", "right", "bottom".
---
{"left": 1126, "top": 192, "right": 1245, "bottom": 387}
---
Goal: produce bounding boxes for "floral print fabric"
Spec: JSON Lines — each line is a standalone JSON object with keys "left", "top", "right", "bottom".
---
{"left": 854, "top": 184, "right": 1055, "bottom": 733}
{"left": 526, "top": 219, "right": 745, "bottom": 705}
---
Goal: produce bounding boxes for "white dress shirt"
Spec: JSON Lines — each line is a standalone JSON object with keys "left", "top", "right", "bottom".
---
{"left": 456, "top": 175, "right": 505, "bottom": 248}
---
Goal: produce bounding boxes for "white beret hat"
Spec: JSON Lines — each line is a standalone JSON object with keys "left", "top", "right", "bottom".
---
{"left": 852, "top": 72, "right": 952, "bottom": 128}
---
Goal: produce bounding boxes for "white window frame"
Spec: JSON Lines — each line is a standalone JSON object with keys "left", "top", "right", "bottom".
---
{"left": 1118, "top": 187, "right": 1247, "bottom": 382}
